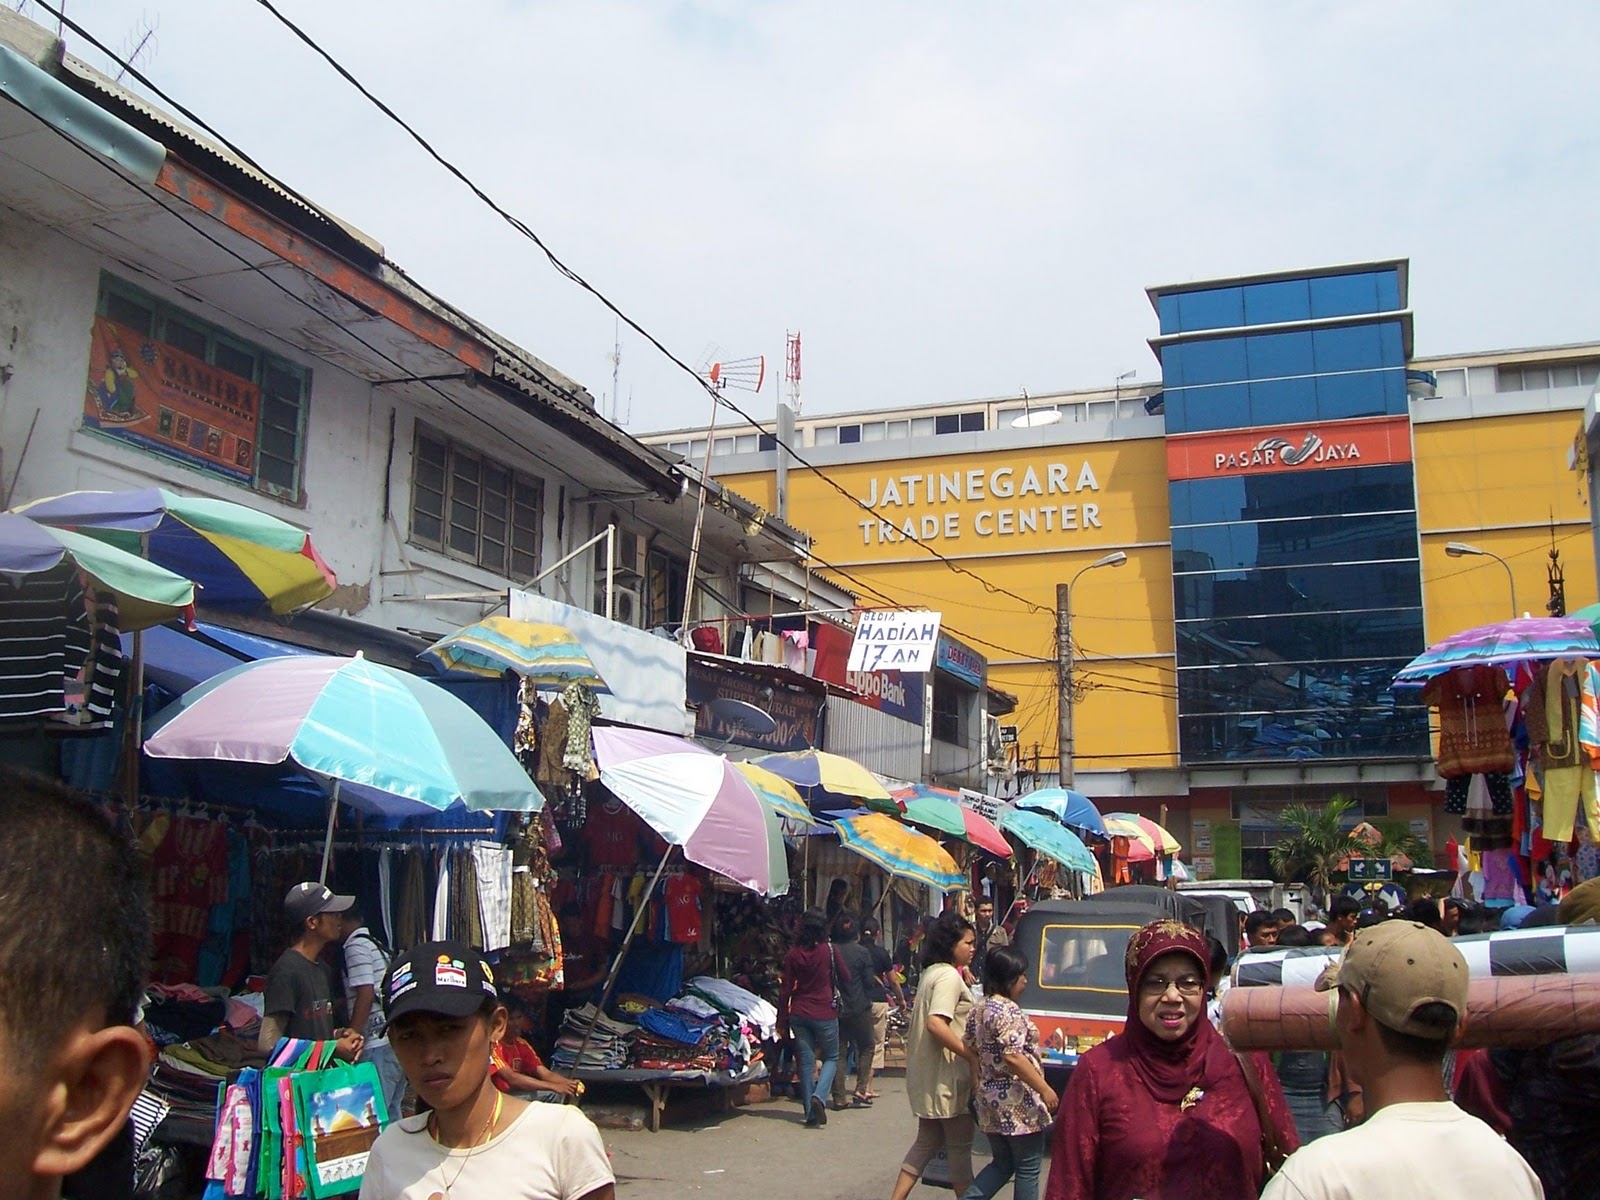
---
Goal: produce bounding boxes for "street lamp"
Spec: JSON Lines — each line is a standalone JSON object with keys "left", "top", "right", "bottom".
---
{"left": 1445, "top": 541, "right": 1518, "bottom": 618}
{"left": 1057, "top": 551, "right": 1129, "bottom": 786}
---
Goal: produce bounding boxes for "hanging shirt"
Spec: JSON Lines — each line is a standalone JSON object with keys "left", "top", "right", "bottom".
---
{"left": 587, "top": 801, "right": 640, "bottom": 868}
{"left": 0, "top": 565, "right": 91, "bottom": 721}
{"left": 664, "top": 874, "right": 704, "bottom": 944}
{"left": 1424, "top": 665, "right": 1515, "bottom": 777}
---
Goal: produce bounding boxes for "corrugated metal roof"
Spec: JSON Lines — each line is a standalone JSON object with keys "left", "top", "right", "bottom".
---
{"left": 57, "top": 52, "right": 384, "bottom": 263}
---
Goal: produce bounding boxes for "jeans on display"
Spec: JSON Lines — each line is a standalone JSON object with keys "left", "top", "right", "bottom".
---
{"left": 959, "top": 1130, "right": 1046, "bottom": 1200}
{"left": 790, "top": 1016, "right": 841, "bottom": 1117}
{"left": 363, "top": 1041, "right": 407, "bottom": 1119}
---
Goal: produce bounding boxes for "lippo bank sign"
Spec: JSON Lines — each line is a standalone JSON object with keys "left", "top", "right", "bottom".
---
{"left": 1165, "top": 415, "right": 1412, "bottom": 481}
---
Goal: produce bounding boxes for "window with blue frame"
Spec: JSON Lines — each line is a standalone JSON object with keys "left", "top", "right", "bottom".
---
{"left": 1172, "top": 560, "right": 1424, "bottom": 621}
{"left": 1156, "top": 268, "right": 1400, "bottom": 336}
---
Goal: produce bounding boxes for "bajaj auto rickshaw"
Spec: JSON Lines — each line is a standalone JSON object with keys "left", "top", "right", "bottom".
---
{"left": 1012, "top": 891, "right": 1223, "bottom": 1083}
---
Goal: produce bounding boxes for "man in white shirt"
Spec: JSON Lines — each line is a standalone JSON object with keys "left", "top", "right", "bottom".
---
{"left": 1261, "top": 920, "right": 1543, "bottom": 1200}
{"left": 339, "top": 906, "right": 405, "bottom": 1119}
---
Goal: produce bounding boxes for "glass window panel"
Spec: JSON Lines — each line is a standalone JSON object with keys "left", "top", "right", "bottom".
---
{"left": 910, "top": 417, "right": 935, "bottom": 436}
{"left": 758, "top": 433, "right": 777, "bottom": 451}
{"left": 1497, "top": 367, "right": 1525, "bottom": 392}
{"left": 1172, "top": 560, "right": 1424, "bottom": 621}
{"left": 1161, "top": 387, "right": 1189, "bottom": 433}
{"left": 839, "top": 425, "right": 861, "bottom": 444}
{"left": 212, "top": 341, "right": 255, "bottom": 380}
{"left": 960, "top": 411, "right": 985, "bottom": 432}
{"left": 1434, "top": 368, "right": 1467, "bottom": 397}
{"left": 448, "top": 523, "right": 477, "bottom": 555}
{"left": 712, "top": 437, "right": 733, "bottom": 455}
{"left": 262, "top": 394, "right": 300, "bottom": 430}
{"left": 1248, "top": 376, "right": 1318, "bottom": 425}
{"left": 1552, "top": 364, "right": 1581, "bottom": 388}
{"left": 1161, "top": 342, "right": 1186, "bottom": 388}
{"left": 814, "top": 427, "right": 837, "bottom": 446}
{"left": 1171, "top": 465, "right": 1416, "bottom": 527}
{"left": 1158, "top": 294, "right": 1183, "bottom": 335}
{"left": 260, "top": 425, "right": 297, "bottom": 460}
{"left": 1580, "top": 363, "right": 1600, "bottom": 385}
{"left": 861, "top": 422, "right": 886, "bottom": 442}
{"left": 1377, "top": 322, "right": 1404, "bottom": 366}
{"left": 1178, "top": 705, "right": 1430, "bottom": 764}
{"left": 1171, "top": 510, "right": 1420, "bottom": 572}
{"left": 1315, "top": 369, "right": 1390, "bottom": 421}
{"left": 1177, "top": 382, "right": 1250, "bottom": 433}
{"left": 885, "top": 421, "right": 909, "bottom": 439}
{"left": 1181, "top": 337, "right": 1250, "bottom": 386}
{"left": 1375, "top": 270, "right": 1402, "bottom": 311}
{"left": 734, "top": 434, "right": 757, "bottom": 453}
{"left": 1309, "top": 272, "right": 1379, "bottom": 318}
{"left": 1245, "top": 330, "right": 1315, "bottom": 380}
{"left": 412, "top": 510, "right": 442, "bottom": 542}
{"left": 1312, "top": 324, "right": 1383, "bottom": 374}
{"left": 104, "top": 291, "right": 155, "bottom": 335}
{"left": 1177, "top": 286, "right": 1245, "bottom": 332}
{"left": 1243, "top": 279, "right": 1310, "bottom": 325}
{"left": 1174, "top": 608, "right": 1425, "bottom": 668}
{"left": 257, "top": 455, "right": 295, "bottom": 491}
{"left": 164, "top": 320, "right": 208, "bottom": 359}
{"left": 418, "top": 434, "right": 447, "bottom": 466}
{"left": 935, "top": 415, "right": 959, "bottom": 435}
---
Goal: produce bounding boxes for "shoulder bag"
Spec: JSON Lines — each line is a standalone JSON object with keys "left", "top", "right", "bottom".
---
{"left": 1232, "top": 1049, "right": 1289, "bottom": 1179}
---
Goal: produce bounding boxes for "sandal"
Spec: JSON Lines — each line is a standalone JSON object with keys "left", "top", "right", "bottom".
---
{"left": 850, "top": 1095, "right": 873, "bottom": 1108}
{"left": 860, "top": 1090, "right": 881, "bottom": 1100}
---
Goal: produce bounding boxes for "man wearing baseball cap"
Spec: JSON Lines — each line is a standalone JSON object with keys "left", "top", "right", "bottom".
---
{"left": 1261, "top": 921, "right": 1542, "bottom": 1199}
{"left": 257, "top": 882, "right": 362, "bottom": 1061}
{"left": 359, "top": 940, "right": 614, "bottom": 1200}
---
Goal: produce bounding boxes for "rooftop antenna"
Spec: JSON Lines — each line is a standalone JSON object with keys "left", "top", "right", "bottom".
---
{"left": 1010, "top": 386, "right": 1061, "bottom": 429}
{"left": 605, "top": 319, "right": 621, "bottom": 423}
{"left": 1114, "top": 369, "right": 1136, "bottom": 403}
{"left": 116, "top": 13, "right": 158, "bottom": 82}
{"left": 785, "top": 330, "right": 802, "bottom": 416}
{"left": 681, "top": 349, "right": 765, "bottom": 641}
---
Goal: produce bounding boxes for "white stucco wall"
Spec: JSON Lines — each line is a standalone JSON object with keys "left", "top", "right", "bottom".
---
{"left": 0, "top": 201, "right": 593, "bottom": 635}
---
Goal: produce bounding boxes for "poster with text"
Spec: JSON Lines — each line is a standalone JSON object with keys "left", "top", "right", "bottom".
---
{"left": 82, "top": 315, "right": 259, "bottom": 484}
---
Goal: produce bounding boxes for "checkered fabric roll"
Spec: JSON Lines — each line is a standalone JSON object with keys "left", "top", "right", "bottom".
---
{"left": 1232, "top": 925, "right": 1600, "bottom": 990}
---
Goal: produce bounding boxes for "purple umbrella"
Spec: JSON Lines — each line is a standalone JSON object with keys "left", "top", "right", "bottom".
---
{"left": 1393, "top": 617, "right": 1600, "bottom": 687}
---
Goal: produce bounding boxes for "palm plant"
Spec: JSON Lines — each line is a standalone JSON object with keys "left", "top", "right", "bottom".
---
{"left": 1269, "top": 796, "right": 1364, "bottom": 904}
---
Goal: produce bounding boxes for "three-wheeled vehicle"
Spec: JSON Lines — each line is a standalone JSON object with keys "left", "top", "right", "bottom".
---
{"left": 1012, "top": 888, "right": 1229, "bottom": 1083}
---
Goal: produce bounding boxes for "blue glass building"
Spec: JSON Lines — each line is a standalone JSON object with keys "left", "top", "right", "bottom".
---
{"left": 1149, "top": 262, "right": 1431, "bottom": 764}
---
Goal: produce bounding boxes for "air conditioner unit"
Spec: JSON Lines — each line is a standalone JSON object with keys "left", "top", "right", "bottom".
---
{"left": 612, "top": 585, "right": 641, "bottom": 628}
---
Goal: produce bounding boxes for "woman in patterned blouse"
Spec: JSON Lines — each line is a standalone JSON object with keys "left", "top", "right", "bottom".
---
{"left": 961, "top": 945, "right": 1059, "bottom": 1200}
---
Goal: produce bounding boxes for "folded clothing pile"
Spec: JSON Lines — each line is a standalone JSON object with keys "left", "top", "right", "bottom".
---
{"left": 550, "top": 1004, "right": 636, "bottom": 1071}
{"left": 143, "top": 984, "right": 227, "bottom": 1047}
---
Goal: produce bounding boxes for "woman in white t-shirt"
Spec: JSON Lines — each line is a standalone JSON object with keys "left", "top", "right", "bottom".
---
{"left": 359, "top": 940, "right": 615, "bottom": 1200}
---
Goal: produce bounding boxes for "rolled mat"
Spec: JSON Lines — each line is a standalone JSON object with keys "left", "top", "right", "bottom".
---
{"left": 1220, "top": 973, "right": 1600, "bottom": 1051}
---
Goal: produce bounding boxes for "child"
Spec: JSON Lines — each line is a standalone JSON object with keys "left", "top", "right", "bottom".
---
{"left": 0, "top": 767, "right": 152, "bottom": 1200}
{"left": 359, "top": 941, "right": 614, "bottom": 1200}
{"left": 492, "top": 1001, "right": 580, "bottom": 1100}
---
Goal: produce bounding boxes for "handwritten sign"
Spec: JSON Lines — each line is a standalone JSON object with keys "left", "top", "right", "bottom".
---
{"left": 847, "top": 610, "right": 942, "bottom": 674}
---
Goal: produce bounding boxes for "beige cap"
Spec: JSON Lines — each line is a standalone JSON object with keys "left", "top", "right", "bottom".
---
{"left": 1315, "top": 920, "right": 1468, "bottom": 1039}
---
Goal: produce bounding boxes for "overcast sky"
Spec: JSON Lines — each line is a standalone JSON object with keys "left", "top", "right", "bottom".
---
{"left": 43, "top": 1, "right": 1600, "bottom": 432}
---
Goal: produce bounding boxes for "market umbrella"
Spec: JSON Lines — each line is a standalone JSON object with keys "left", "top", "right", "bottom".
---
{"left": 752, "top": 748, "right": 902, "bottom": 813}
{"left": 733, "top": 760, "right": 814, "bottom": 826}
{"left": 0, "top": 512, "right": 195, "bottom": 631}
{"left": 419, "top": 616, "right": 608, "bottom": 690}
{"left": 142, "top": 653, "right": 540, "bottom": 880}
{"left": 1012, "top": 786, "right": 1108, "bottom": 839}
{"left": 1391, "top": 616, "right": 1600, "bottom": 686}
{"left": 1106, "top": 812, "right": 1182, "bottom": 857}
{"left": 15, "top": 486, "right": 336, "bottom": 613}
{"left": 997, "top": 808, "right": 1099, "bottom": 874}
{"left": 592, "top": 727, "right": 788, "bottom": 897}
{"left": 892, "top": 786, "right": 1013, "bottom": 858}
{"left": 1101, "top": 815, "right": 1158, "bottom": 862}
{"left": 831, "top": 812, "right": 966, "bottom": 892}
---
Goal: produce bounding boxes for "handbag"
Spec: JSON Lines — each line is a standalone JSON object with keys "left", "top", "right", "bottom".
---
{"left": 1233, "top": 1049, "right": 1290, "bottom": 1178}
{"left": 292, "top": 1061, "right": 390, "bottom": 1197}
{"left": 828, "top": 945, "right": 844, "bottom": 1013}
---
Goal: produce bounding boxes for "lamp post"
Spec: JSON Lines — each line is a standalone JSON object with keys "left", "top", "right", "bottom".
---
{"left": 1445, "top": 541, "right": 1518, "bottom": 618}
{"left": 1057, "top": 551, "right": 1128, "bottom": 787}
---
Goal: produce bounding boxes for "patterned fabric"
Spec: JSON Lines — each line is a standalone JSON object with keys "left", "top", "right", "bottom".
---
{"left": 966, "top": 994, "right": 1051, "bottom": 1135}
{"left": 1424, "top": 665, "right": 1515, "bottom": 777}
{"left": 561, "top": 682, "right": 601, "bottom": 774}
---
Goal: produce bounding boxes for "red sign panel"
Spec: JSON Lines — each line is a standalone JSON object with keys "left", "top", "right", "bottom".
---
{"left": 1166, "top": 415, "right": 1412, "bottom": 482}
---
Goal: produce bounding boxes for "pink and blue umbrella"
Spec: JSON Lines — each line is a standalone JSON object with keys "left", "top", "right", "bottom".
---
{"left": 1392, "top": 617, "right": 1600, "bottom": 687}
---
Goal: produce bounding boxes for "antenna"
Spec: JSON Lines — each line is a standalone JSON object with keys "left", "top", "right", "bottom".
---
{"left": 116, "top": 14, "right": 158, "bottom": 82}
{"left": 606, "top": 319, "right": 621, "bottom": 423}
{"left": 705, "top": 354, "right": 765, "bottom": 394}
{"left": 785, "top": 330, "right": 802, "bottom": 415}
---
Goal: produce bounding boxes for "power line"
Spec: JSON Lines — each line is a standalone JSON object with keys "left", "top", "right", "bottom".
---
{"left": 242, "top": 0, "right": 1057, "bottom": 620}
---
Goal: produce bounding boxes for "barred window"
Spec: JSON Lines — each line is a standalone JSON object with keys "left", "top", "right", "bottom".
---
{"left": 411, "top": 425, "right": 542, "bottom": 578}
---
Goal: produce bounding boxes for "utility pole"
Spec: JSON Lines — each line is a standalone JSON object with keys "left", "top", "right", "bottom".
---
{"left": 1057, "top": 582, "right": 1075, "bottom": 787}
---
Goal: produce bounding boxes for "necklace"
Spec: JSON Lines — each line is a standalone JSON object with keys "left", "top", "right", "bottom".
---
{"left": 425, "top": 1090, "right": 503, "bottom": 1200}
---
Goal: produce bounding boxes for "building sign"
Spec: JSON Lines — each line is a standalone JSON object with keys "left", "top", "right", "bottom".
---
{"left": 847, "top": 610, "right": 942, "bottom": 673}
{"left": 810, "top": 621, "right": 925, "bottom": 725}
{"left": 686, "top": 659, "right": 824, "bottom": 752}
{"left": 82, "top": 316, "right": 259, "bottom": 483}
{"left": 935, "top": 635, "right": 986, "bottom": 688}
{"left": 853, "top": 460, "right": 1105, "bottom": 545}
{"left": 1165, "top": 415, "right": 1412, "bottom": 482}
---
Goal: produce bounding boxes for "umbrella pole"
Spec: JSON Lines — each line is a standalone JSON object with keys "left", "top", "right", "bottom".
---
{"left": 318, "top": 781, "right": 340, "bottom": 885}
{"left": 119, "top": 627, "right": 145, "bottom": 804}
{"left": 567, "top": 843, "right": 677, "bottom": 1098}
{"left": 1000, "top": 855, "right": 1041, "bottom": 929}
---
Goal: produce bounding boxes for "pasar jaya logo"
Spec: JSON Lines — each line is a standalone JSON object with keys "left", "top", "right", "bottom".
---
{"left": 1213, "top": 431, "right": 1362, "bottom": 471}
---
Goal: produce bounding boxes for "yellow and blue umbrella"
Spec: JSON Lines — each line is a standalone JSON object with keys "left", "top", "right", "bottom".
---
{"left": 732, "top": 761, "right": 814, "bottom": 826}
{"left": 752, "top": 748, "right": 901, "bottom": 813}
{"left": 420, "top": 616, "right": 608, "bottom": 690}
{"left": 832, "top": 812, "right": 966, "bottom": 892}
{"left": 16, "top": 486, "right": 335, "bottom": 614}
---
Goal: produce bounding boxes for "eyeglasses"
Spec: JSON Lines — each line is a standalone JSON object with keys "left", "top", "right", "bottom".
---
{"left": 1139, "top": 975, "right": 1206, "bottom": 998}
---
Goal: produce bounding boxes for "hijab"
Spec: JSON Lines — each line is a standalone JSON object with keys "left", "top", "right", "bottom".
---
{"left": 1118, "top": 919, "right": 1235, "bottom": 1105}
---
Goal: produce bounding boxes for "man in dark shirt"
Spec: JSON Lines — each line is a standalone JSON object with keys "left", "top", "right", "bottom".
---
{"left": 828, "top": 912, "right": 877, "bottom": 1110}
{"left": 258, "top": 882, "right": 363, "bottom": 1059}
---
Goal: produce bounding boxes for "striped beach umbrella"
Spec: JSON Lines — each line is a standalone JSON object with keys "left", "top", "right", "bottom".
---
{"left": 832, "top": 812, "right": 966, "bottom": 892}
{"left": 420, "top": 616, "right": 608, "bottom": 690}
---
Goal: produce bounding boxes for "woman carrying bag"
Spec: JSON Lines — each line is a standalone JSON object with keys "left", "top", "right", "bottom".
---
{"left": 961, "top": 945, "right": 1059, "bottom": 1200}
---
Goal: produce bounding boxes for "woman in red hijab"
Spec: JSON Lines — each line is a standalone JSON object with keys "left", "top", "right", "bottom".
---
{"left": 1045, "top": 919, "right": 1297, "bottom": 1200}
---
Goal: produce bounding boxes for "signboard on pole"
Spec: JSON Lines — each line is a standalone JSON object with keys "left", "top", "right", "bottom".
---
{"left": 1349, "top": 858, "right": 1393, "bottom": 882}
{"left": 846, "top": 610, "right": 942, "bottom": 673}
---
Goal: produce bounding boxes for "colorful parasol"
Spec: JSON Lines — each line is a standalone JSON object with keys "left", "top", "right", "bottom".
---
{"left": 998, "top": 808, "right": 1099, "bottom": 873}
{"left": 1101, "top": 815, "right": 1158, "bottom": 862}
{"left": 143, "top": 653, "right": 540, "bottom": 817}
{"left": 1106, "top": 812, "right": 1182, "bottom": 857}
{"left": 831, "top": 812, "right": 966, "bottom": 892}
{"left": 419, "top": 616, "right": 607, "bottom": 690}
{"left": 1012, "top": 786, "right": 1108, "bottom": 839}
{"left": 592, "top": 728, "right": 788, "bottom": 897}
{"left": 1392, "top": 616, "right": 1600, "bottom": 686}
{"left": 16, "top": 487, "right": 336, "bottom": 613}
{"left": 0, "top": 512, "right": 195, "bottom": 631}
{"left": 751, "top": 748, "right": 902, "bottom": 813}
{"left": 732, "top": 760, "right": 814, "bottom": 826}
{"left": 892, "top": 786, "right": 1012, "bottom": 858}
